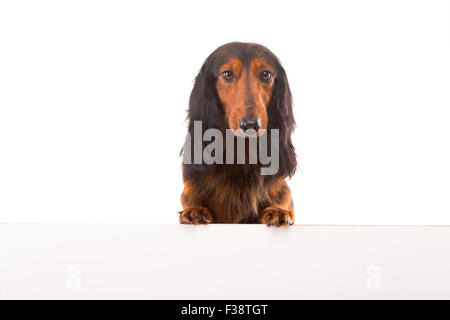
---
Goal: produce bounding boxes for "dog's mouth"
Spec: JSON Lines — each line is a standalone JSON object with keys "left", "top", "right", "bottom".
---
{"left": 231, "top": 128, "right": 266, "bottom": 138}
{"left": 230, "top": 117, "right": 264, "bottom": 137}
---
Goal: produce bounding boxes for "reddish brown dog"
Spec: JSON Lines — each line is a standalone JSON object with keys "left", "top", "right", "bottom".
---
{"left": 179, "top": 42, "right": 297, "bottom": 227}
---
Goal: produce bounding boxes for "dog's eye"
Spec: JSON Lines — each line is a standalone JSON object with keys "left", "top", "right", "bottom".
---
{"left": 221, "top": 70, "right": 234, "bottom": 82}
{"left": 260, "top": 70, "right": 272, "bottom": 83}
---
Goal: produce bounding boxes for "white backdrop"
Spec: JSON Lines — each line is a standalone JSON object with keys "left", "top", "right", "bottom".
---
{"left": 0, "top": 0, "right": 449, "bottom": 224}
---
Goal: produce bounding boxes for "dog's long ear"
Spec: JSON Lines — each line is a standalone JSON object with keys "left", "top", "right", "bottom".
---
{"left": 182, "top": 62, "right": 224, "bottom": 171}
{"left": 267, "top": 64, "right": 297, "bottom": 178}
{"left": 188, "top": 64, "right": 224, "bottom": 132}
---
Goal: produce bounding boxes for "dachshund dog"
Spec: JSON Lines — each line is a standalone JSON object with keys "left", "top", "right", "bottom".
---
{"left": 179, "top": 42, "right": 297, "bottom": 227}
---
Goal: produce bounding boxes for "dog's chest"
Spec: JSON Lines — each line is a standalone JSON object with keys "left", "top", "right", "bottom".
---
{"left": 199, "top": 169, "right": 269, "bottom": 223}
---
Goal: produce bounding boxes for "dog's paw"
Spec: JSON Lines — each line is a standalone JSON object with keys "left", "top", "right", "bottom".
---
{"left": 178, "top": 207, "right": 213, "bottom": 225}
{"left": 259, "top": 207, "right": 294, "bottom": 227}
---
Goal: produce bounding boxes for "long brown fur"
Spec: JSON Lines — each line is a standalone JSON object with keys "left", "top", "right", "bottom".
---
{"left": 179, "top": 42, "right": 297, "bottom": 227}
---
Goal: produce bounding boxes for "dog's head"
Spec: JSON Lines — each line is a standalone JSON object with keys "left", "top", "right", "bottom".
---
{"left": 187, "top": 42, "right": 296, "bottom": 178}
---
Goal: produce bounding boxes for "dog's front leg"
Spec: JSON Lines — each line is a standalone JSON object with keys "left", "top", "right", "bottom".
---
{"left": 178, "top": 180, "right": 214, "bottom": 225}
{"left": 259, "top": 179, "right": 294, "bottom": 227}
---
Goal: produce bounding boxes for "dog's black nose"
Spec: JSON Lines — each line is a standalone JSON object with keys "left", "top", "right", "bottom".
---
{"left": 239, "top": 117, "right": 261, "bottom": 132}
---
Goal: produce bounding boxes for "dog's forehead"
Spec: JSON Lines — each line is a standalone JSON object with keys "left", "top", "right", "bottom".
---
{"left": 207, "top": 42, "right": 278, "bottom": 74}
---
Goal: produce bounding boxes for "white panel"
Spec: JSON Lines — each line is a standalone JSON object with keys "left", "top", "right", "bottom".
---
{"left": 1, "top": 224, "right": 449, "bottom": 299}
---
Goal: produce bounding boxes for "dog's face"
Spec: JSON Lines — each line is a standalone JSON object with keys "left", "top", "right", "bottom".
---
{"left": 187, "top": 42, "right": 297, "bottom": 178}
{"left": 216, "top": 56, "right": 275, "bottom": 135}
{"left": 192, "top": 43, "right": 285, "bottom": 136}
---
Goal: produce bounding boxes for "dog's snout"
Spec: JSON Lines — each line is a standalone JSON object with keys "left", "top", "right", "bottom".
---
{"left": 239, "top": 117, "right": 261, "bottom": 132}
